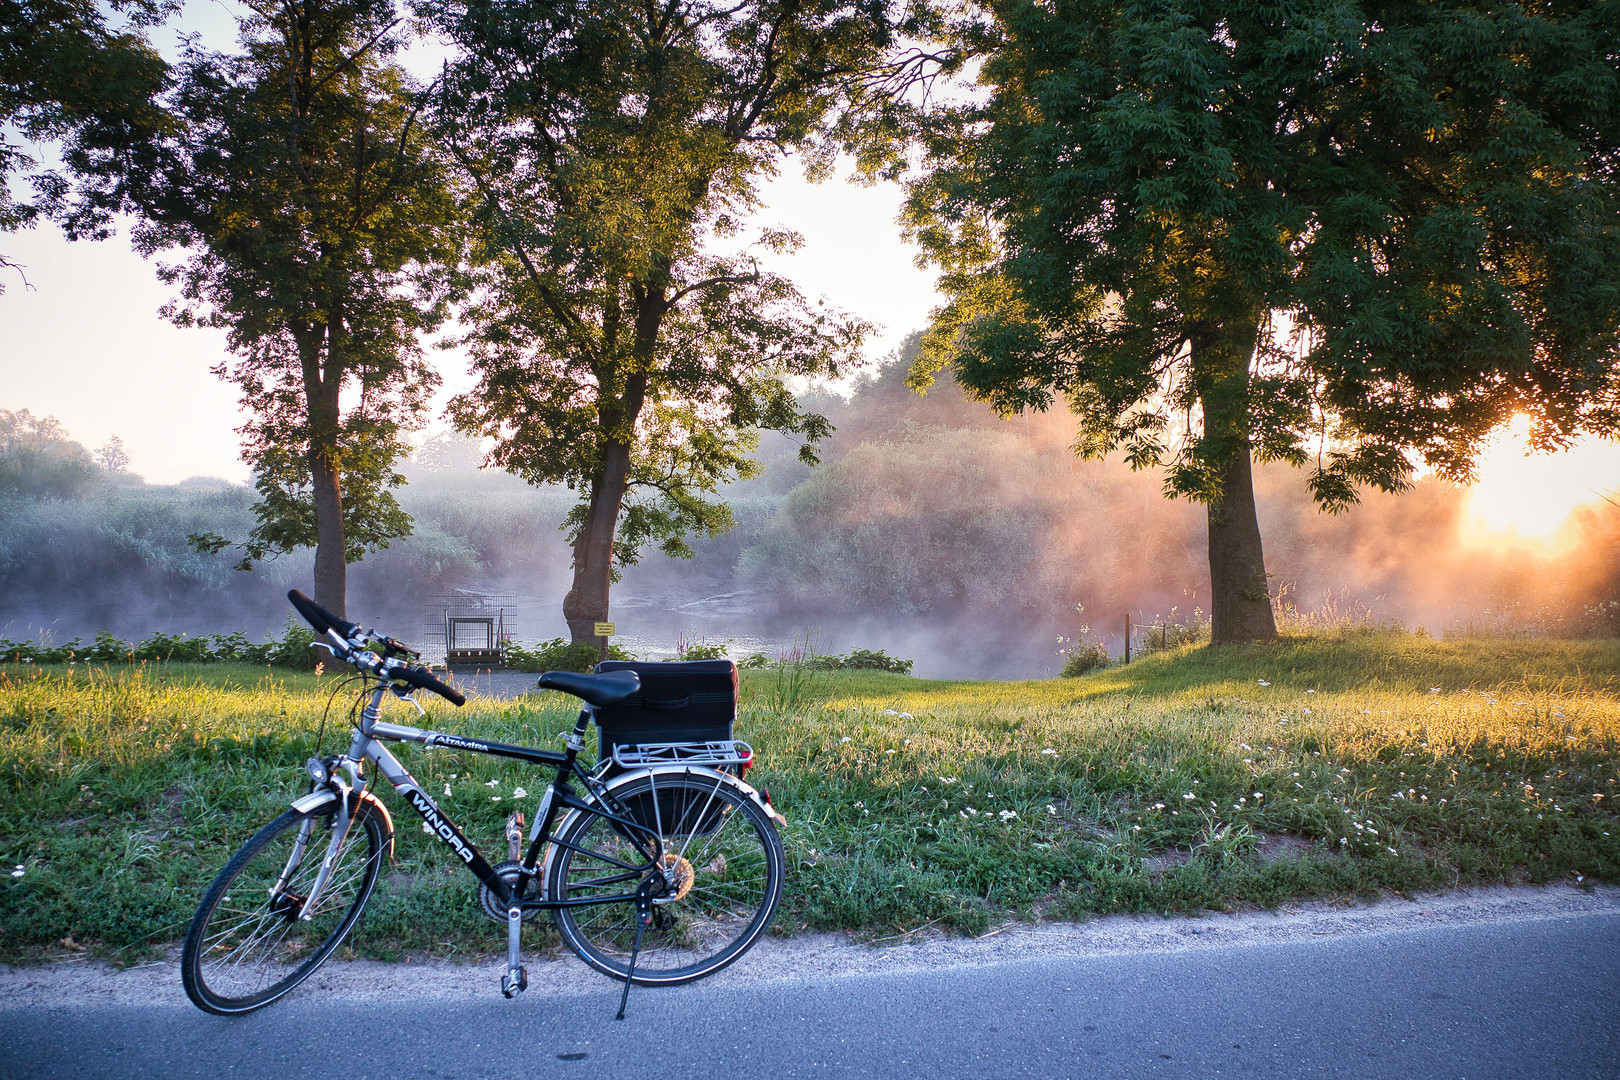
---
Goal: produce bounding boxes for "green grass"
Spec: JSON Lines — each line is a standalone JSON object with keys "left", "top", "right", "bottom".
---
{"left": 3, "top": 630, "right": 1618, "bottom": 963}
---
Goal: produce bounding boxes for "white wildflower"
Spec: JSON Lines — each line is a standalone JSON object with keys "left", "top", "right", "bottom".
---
{"left": 885, "top": 749, "right": 896, "bottom": 754}
{"left": 940, "top": 776, "right": 957, "bottom": 784}
{"left": 899, "top": 712, "right": 914, "bottom": 720}
{"left": 513, "top": 788, "right": 528, "bottom": 799}
{"left": 1258, "top": 680, "right": 1271, "bottom": 687}
{"left": 999, "top": 809, "right": 1017, "bottom": 822}
{"left": 1041, "top": 748, "right": 1057, "bottom": 756}
{"left": 9, "top": 865, "right": 23, "bottom": 878}
{"left": 1305, "top": 689, "right": 1316, "bottom": 694}
{"left": 444, "top": 784, "right": 453, "bottom": 797}
{"left": 1047, "top": 805, "right": 1057, "bottom": 815}
{"left": 485, "top": 779, "right": 499, "bottom": 788}
{"left": 884, "top": 709, "right": 898, "bottom": 716}
{"left": 840, "top": 736, "right": 852, "bottom": 743}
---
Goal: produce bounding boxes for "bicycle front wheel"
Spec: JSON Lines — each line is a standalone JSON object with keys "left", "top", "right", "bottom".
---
{"left": 549, "top": 771, "right": 784, "bottom": 985}
{"left": 182, "top": 794, "right": 386, "bottom": 1014}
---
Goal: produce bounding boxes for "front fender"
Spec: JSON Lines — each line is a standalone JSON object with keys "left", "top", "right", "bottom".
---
{"left": 289, "top": 787, "right": 396, "bottom": 861}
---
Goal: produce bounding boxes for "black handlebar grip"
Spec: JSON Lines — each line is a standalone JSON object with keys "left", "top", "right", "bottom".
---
{"left": 398, "top": 664, "right": 466, "bottom": 707}
{"left": 287, "top": 590, "right": 360, "bottom": 640}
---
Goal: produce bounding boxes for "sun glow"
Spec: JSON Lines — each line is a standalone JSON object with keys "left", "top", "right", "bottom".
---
{"left": 1463, "top": 415, "right": 1620, "bottom": 548}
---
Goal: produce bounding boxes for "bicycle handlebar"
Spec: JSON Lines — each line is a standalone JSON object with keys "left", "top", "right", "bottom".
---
{"left": 390, "top": 662, "right": 466, "bottom": 707}
{"left": 287, "top": 589, "right": 464, "bottom": 707}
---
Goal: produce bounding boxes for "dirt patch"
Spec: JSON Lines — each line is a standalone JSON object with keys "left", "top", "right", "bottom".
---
{"left": 1253, "top": 831, "right": 1315, "bottom": 862}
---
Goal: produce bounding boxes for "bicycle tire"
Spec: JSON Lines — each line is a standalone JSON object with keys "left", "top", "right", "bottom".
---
{"left": 549, "top": 770, "right": 784, "bottom": 985}
{"left": 182, "top": 794, "right": 385, "bottom": 1014}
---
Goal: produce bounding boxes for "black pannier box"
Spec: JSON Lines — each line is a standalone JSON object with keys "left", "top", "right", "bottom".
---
{"left": 591, "top": 659, "right": 737, "bottom": 759}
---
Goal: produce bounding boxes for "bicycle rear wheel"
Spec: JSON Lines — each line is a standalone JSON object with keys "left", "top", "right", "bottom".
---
{"left": 182, "top": 794, "right": 386, "bottom": 1014}
{"left": 549, "top": 771, "right": 784, "bottom": 985}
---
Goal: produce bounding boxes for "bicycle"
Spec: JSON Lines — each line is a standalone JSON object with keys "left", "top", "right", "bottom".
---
{"left": 180, "top": 590, "right": 786, "bottom": 1018}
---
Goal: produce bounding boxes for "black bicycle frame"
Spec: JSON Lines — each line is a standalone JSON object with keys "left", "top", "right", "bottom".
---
{"left": 339, "top": 682, "right": 663, "bottom": 914}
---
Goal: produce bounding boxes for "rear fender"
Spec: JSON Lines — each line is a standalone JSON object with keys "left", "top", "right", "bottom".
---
{"left": 542, "top": 765, "right": 779, "bottom": 883}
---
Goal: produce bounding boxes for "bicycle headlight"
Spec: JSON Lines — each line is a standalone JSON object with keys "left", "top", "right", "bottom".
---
{"left": 306, "top": 757, "right": 329, "bottom": 785}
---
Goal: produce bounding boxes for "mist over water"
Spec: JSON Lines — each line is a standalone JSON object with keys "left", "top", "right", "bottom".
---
{"left": 3, "top": 355, "right": 1617, "bottom": 678}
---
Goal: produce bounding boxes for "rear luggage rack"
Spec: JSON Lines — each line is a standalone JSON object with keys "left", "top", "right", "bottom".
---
{"left": 610, "top": 740, "right": 753, "bottom": 770}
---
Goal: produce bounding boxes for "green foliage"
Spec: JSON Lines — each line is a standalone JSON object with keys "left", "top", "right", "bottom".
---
{"left": 897, "top": 0, "right": 1620, "bottom": 641}
{"left": 1059, "top": 641, "right": 1109, "bottom": 678}
{"left": 906, "top": 0, "right": 1620, "bottom": 500}
{"left": 0, "top": 619, "right": 319, "bottom": 668}
{"left": 426, "top": 0, "right": 886, "bottom": 637}
{"left": 0, "top": 410, "right": 97, "bottom": 498}
{"left": 0, "top": 0, "right": 170, "bottom": 271}
{"left": 131, "top": 0, "right": 461, "bottom": 608}
{"left": 502, "top": 638, "right": 633, "bottom": 674}
{"left": 674, "top": 637, "right": 729, "bottom": 662}
{"left": 809, "top": 649, "right": 915, "bottom": 675}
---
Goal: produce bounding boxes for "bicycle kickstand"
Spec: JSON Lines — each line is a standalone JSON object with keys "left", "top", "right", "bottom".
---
{"left": 502, "top": 901, "right": 527, "bottom": 999}
{"left": 615, "top": 892, "right": 654, "bottom": 1021}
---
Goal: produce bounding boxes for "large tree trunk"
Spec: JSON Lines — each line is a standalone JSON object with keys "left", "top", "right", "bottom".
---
{"left": 1206, "top": 442, "right": 1275, "bottom": 642}
{"left": 301, "top": 325, "right": 348, "bottom": 618}
{"left": 563, "top": 358, "right": 651, "bottom": 644}
{"left": 309, "top": 446, "right": 347, "bottom": 617}
{"left": 562, "top": 436, "right": 633, "bottom": 644}
{"left": 1192, "top": 319, "right": 1277, "bottom": 644}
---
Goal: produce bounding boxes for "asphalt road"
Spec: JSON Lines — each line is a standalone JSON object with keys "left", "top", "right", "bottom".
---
{"left": 3, "top": 894, "right": 1616, "bottom": 1080}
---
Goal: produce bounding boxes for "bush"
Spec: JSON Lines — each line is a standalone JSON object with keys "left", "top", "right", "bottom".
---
{"left": 809, "top": 648, "right": 914, "bottom": 674}
{"left": 674, "top": 637, "right": 728, "bottom": 661}
{"left": 1059, "top": 641, "right": 1110, "bottom": 677}
{"left": 0, "top": 619, "right": 321, "bottom": 669}
{"left": 503, "top": 638, "right": 635, "bottom": 673}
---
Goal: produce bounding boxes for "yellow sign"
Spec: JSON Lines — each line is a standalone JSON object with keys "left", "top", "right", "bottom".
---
{"left": 594, "top": 622, "right": 616, "bottom": 637}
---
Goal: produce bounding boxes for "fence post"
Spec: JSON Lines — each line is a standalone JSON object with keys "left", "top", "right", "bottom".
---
{"left": 1124, "top": 613, "right": 1131, "bottom": 664}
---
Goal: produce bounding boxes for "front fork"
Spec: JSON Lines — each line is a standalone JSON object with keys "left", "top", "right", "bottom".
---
{"left": 277, "top": 688, "right": 385, "bottom": 920}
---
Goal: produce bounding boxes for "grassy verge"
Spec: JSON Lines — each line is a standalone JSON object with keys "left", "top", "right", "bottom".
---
{"left": 3, "top": 629, "right": 1618, "bottom": 963}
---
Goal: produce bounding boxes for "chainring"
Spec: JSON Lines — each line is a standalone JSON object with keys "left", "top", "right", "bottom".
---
{"left": 478, "top": 860, "right": 542, "bottom": 924}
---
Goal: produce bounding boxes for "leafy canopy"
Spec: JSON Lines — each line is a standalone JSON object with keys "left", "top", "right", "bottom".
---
{"left": 133, "top": 0, "right": 461, "bottom": 570}
{"left": 0, "top": 0, "right": 170, "bottom": 284}
{"left": 904, "top": 0, "right": 1620, "bottom": 509}
{"left": 427, "top": 0, "right": 893, "bottom": 568}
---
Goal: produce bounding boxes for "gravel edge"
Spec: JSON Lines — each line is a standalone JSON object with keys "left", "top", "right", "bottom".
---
{"left": 3, "top": 882, "right": 1617, "bottom": 1009}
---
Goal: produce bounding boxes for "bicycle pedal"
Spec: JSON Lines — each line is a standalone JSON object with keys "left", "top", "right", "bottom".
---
{"left": 501, "top": 966, "right": 527, "bottom": 998}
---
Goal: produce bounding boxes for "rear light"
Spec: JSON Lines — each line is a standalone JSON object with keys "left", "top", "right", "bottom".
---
{"left": 737, "top": 746, "right": 754, "bottom": 779}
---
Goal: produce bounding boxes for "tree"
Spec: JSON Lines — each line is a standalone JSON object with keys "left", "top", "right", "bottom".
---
{"left": 902, "top": 0, "right": 1620, "bottom": 642}
{"left": 0, "top": 409, "right": 96, "bottom": 497}
{"left": 425, "top": 0, "right": 897, "bottom": 644}
{"left": 0, "top": 0, "right": 170, "bottom": 286}
{"left": 132, "top": 0, "right": 461, "bottom": 616}
{"left": 93, "top": 433, "right": 130, "bottom": 474}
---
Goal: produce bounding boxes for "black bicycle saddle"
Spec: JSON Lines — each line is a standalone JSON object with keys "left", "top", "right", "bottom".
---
{"left": 535, "top": 669, "right": 641, "bottom": 707}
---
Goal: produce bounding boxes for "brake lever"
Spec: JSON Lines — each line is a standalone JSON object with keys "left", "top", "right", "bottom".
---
{"left": 367, "top": 630, "right": 420, "bottom": 661}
